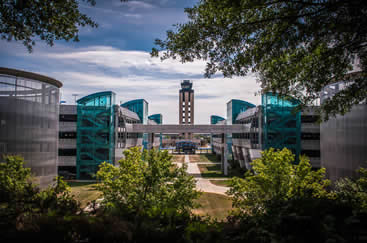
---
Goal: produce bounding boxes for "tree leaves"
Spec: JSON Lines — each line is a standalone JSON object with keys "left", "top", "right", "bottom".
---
{"left": 227, "top": 148, "right": 330, "bottom": 214}
{"left": 0, "top": 0, "right": 98, "bottom": 52}
{"left": 153, "top": 0, "right": 367, "bottom": 120}
{"left": 96, "top": 147, "right": 200, "bottom": 219}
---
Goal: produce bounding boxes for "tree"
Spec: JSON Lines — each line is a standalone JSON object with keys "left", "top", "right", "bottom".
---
{"left": 227, "top": 148, "right": 330, "bottom": 214}
{"left": 96, "top": 147, "right": 200, "bottom": 221}
{"left": 0, "top": 155, "right": 80, "bottom": 234}
{"left": 152, "top": 0, "right": 367, "bottom": 120}
{"left": 332, "top": 167, "right": 367, "bottom": 212}
{"left": 0, "top": 0, "right": 127, "bottom": 52}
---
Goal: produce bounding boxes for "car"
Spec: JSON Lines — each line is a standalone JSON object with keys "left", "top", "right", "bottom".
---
{"left": 175, "top": 141, "right": 197, "bottom": 154}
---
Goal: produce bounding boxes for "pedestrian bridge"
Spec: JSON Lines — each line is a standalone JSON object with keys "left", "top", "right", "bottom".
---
{"left": 127, "top": 124, "right": 249, "bottom": 176}
{"left": 130, "top": 124, "right": 250, "bottom": 134}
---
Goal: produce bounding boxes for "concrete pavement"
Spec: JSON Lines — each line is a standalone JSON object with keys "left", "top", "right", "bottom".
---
{"left": 183, "top": 155, "right": 229, "bottom": 195}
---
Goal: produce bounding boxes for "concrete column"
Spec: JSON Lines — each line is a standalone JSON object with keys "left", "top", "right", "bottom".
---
{"left": 147, "top": 133, "right": 154, "bottom": 150}
{"left": 223, "top": 134, "right": 228, "bottom": 176}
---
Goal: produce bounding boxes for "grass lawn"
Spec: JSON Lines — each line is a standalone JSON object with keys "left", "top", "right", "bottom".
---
{"left": 172, "top": 155, "right": 185, "bottom": 162}
{"left": 209, "top": 180, "right": 231, "bottom": 187}
{"left": 192, "top": 192, "right": 233, "bottom": 220}
{"left": 67, "top": 182, "right": 233, "bottom": 220}
{"left": 198, "top": 164, "right": 227, "bottom": 178}
{"left": 198, "top": 164, "right": 245, "bottom": 178}
{"left": 189, "top": 154, "right": 220, "bottom": 163}
{"left": 68, "top": 181, "right": 102, "bottom": 208}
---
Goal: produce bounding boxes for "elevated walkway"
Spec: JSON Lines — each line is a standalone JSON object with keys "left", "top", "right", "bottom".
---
{"left": 131, "top": 124, "right": 250, "bottom": 134}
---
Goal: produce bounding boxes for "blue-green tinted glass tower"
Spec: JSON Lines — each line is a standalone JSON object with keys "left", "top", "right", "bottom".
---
{"left": 148, "top": 114, "right": 163, "bottom": 124}
{"left": 76, "top": 91, "right": 116, "bottom": 179}
{"left": 210, "top": 115, "right": 225, "bottom": 153}
{"left": 261, "top": 92, "right": 301, "bottom": 161}
{"left": 121, "top": 99, "right": 148, "bottom": 148}
{"left": 227, "top": 100, "right": 256, "bottom": 158}
{"left": 149, "top": 114, "right": 163, "bottom": 148}
{"left": 210, "top": 115, "right": 225, "bottom": 125}
{"left": 121, "top": 99, "right": 148, "bottom": 124}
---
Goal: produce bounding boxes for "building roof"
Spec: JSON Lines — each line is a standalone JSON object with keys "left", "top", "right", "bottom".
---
{"left": 236, "top": 106, "right": 259, "bottom": 121}
{"left": 148, "top": 119, "right": 158, "bottom": 125}
{"left": 77, "top": 91, "right": 115, "bottom": 104}
{"left": 249, "top": 149, "right": 262, "bottom": 160}
{"left": 0, "top": 67, "right": 63, "bottom": 88}
{"left": 120, "top": 99, "right": 148, "bottom": 107}
{"left": 119, "top": 106, "right": 140, "bottom": 120}
{"left": 216, "top": 119, "right": 226, "bottom": 125}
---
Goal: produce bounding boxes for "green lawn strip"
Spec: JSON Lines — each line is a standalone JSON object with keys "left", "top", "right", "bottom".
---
{"left": 189, "top": 154, "right": 220, "bottom": 163}
{"left": 209, "top": 180, "right": 231, "bottom": 187}
{"left": 192, "top": 192, "right": 232, "bottom": 221}
{"left": 198, "top": 164, "right": 245, "bottom": 178}
{"left": 199, "top": 154, "right": 220, "bottom": 163}
{"left": 67, "top": 182, "right": 102, "bottom": 208}
{"left": 197, "top": 164, "right": 227, "bottom": 178}
{"left": 67, "top": 181, "right": 97, "bottom": 187}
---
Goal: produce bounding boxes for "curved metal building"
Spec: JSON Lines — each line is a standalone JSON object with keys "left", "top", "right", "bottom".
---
{"left": 321, "top": 80, "right": 367, "bottom": 180}
{"left": 0, "top": 67, "right": 62, "bottom": 188}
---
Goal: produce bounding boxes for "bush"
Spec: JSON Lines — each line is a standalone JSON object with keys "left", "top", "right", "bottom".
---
{"left": 96, "top": 148, "right": 200, "bottom": 226}
{"left": 227, "top": 148, "right": 330, "bottom": 214}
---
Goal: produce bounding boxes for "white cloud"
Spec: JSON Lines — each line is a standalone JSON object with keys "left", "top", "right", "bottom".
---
{"left": 2, "top": 42, "right": 261, "bottom": 124}
{"left": 53, "top": 69, "right": 261, "bottom": 124}
{"left": 125, "top": 1, "right": 156, "bottom": 10}
{"left": 124, "top": 13, "right": 142, "bottom": 18}
{"left": 42, "top": 46, "right": 207, "bottom": 75}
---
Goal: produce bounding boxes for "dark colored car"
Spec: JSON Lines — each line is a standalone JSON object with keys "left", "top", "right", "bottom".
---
{"left": 175, "top": 141, "right": 197, "bottom": 154}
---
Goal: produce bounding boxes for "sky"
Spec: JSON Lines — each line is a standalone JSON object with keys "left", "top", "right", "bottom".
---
{"left": 0, "top": 0, "right": 261, "bottom": 124}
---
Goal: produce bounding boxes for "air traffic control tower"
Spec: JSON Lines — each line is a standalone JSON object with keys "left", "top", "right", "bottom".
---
{"left": 179, "top": 80, "right": 194, "bottom": 139}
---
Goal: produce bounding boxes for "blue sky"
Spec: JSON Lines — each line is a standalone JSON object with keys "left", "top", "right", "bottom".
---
{"left": 0, "top": 0, "right": 261, "bottom": 124}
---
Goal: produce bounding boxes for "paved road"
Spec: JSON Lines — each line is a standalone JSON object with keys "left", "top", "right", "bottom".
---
{"left": 183, "top": 155, "right": 229, "bottom": 195}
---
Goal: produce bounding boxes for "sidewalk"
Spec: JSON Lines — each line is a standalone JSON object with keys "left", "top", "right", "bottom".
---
{"left": 184, "top": 155, "right": 229, "bottom": 195}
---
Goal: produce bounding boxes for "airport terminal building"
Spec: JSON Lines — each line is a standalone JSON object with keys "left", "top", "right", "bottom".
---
{"left": 1, "top": 68, "right": 365, "bottom": 185}
{"left": 58, "top": 92, "right": 162, "bottom": 179}
{"left": 212, "top": 93, "right": 321, "bottom": 170}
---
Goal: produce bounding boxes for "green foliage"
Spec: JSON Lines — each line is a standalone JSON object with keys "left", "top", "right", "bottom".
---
{"left": 227, "top": 148, "right": 330, "bottom": 214}
{"left": 2, "top": 154, "right": 367, "bottom": 242}
{"left": 333, "top": 167, "right": 367, "bottom": 212}
{"left": 0, "top": 1, "right": 129, "bottom": 52}
{"left": 153, "top": 0, "right": 367, "bottom": 120}
{"left": 0, "top": 0, "right": 98, "bottom": 52}
{"left": 0, "top": 155, "right": 80, "bottom": 236}
{"left": 96, "top": 147, "right": 200, "bottom": 219}
{"left": 226, "top": 197, "right": 367, "bottom": 243}
{"left": 0, "top": 155, "right": 34, "bottom": 204}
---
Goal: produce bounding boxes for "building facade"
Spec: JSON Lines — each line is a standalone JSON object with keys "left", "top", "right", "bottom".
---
{"left": 148, "top": 114, "right": 163, "bottom": 149}
{"left": 58, "top": 105, "right": 77, "bottom": 176}
{"left": 121, "top": 99, "right": 149, "bottom": 149}
{"left": 212, "top": 94, "right": 321, "bottom": 170}
{"left": 75, "top": 92, "right": 145, "bottom": 179}
{"left": 0, "top": 67, "right": 62, "bottom": 188}
{"left": 179, "top": 80, "right": 194, "bottom": 139}
{"left": 210, "top": 115, "right": 225, "bottom": 125}
{"left": 320, "top": 79, "right": 367, "bottom": 181}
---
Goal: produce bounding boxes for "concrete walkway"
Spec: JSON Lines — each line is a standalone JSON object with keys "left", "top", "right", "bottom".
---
{"left": 184, "top": 155, "right": 228, "bottom": 195}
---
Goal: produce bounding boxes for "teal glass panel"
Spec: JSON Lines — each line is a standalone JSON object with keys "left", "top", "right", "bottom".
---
{"left": 121, "top": 99, "right": 148, "bottom": 124}
{"left": 148, "top": 114, "right": 162, "bottom": 124}
{"left": 121, "top": 99, "right": 148, "bottom": 148}
{"left": 210, "top": 115, "right": 225, "bottom": 124}
{"left": 149, "top": 114, "right": 163, "bottom": 148}
{"left": 76, "top": 91, "right": 116, "bottom": 179}
{"left": 226, "top": 99, "right": 256, "bottom": 158}
{"left": 261, "top": 92, "right": 301, "bottom": 162}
